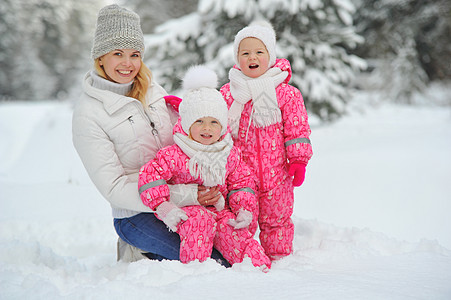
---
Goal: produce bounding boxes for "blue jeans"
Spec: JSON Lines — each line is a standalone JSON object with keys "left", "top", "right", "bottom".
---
{"left": 114, "top": 212, "right": 230, "bottom": 267}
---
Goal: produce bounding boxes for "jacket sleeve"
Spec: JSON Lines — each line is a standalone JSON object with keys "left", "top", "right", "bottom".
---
{"left": 138, "top": 148, "right": 176, "bottom": 210}
{"left": 280, "top": 85, "right": 313, "bottom": 165}
{"left": 72, "top": 114, "right": 153, "bottom": 213}
{"left": 226, "top": 147, "right": 258, "bottom": 215}
{"left": 220, "top": 83, "right": 233, "bottom": 108}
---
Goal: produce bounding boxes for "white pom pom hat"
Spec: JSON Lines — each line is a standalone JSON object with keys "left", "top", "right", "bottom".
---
{"left": 179, "top": 65, "right": 228, "bottom": 135}
{"left": 233, "top": 20, "right": 277, "bottom": 69}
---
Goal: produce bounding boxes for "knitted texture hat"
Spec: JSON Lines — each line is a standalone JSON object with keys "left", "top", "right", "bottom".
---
{"left": 179, "top": 66, "right": 228, "bottom": 136}
{"left": 233, "top": 20, "right": 277, "bottom": 68}
{"left": 91, "top": 4, "right": 144, "bottom": 60}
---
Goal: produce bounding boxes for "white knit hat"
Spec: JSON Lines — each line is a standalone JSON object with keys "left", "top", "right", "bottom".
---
{"left": 91, "top": 4, "right": 144, "bottom": 60}
{"left": 233, "top": 20, "right": 277, "bottom": 69}
{"left": 179, "top": 66, "right": 228, "bottom": 136}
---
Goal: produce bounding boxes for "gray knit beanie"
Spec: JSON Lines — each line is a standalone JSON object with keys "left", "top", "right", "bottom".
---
{"left": 91, "top": 4, "right": 144, "bottom": 60}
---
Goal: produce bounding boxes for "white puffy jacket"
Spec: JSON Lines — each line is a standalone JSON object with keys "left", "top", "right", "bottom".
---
{"left": 72, "top": 71, "right": 175, "bottom": 218}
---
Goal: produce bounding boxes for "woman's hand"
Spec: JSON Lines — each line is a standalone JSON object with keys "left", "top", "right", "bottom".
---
{"left": 197, "top": 185, "right": 221, "bottom": 206}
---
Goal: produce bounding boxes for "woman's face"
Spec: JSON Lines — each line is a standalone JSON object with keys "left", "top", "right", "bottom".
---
{"left": 189, "top": 117, "right": 222, "bottom": 145}
{"left": 238, "top": 37, "right": 270, "bottom": 78}
{"left": 99, "top": 49, "right": 142, "bottom": 84}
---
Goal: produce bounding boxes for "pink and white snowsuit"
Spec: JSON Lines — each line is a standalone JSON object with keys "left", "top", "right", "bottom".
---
{"left": 138, "top": 121, "right": 271, "bottom": 268}
{"left": 220, "top": 58, "right": 313, "bottom": 260}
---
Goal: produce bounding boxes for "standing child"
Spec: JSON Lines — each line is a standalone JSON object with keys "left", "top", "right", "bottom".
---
{"left": 138, "top": 66, "right": 271, "bottom": 269}
{"left": 220, "top": 21, "right": 313, "bottom": 261}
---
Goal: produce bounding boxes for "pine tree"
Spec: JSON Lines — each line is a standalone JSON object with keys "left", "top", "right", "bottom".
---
{"left": 145, "top": 0, "right": 366, "bottom": 121}
{"left": 0, "top": 0, "right": 99, "bottom": 100}
{"left": 0, "top": 0, "right": 32, "bottom": 100}
{"left": 353, "top": 0, "right": 451, "bottom": 103}
{"left": 126, "top": 0, "right": 198, "bottom": 33}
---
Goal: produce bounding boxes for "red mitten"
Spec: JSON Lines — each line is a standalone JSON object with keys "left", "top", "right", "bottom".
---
{"left": 164, "top": 95, "right": 182, "bottom": 112}
{"left": 288, "top": 162, "right": 306, "bottom": 187}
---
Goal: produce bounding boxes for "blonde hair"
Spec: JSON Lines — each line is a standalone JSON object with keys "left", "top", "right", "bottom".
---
{"left": 94, "top": 58, "right": 152, "bottom": 106}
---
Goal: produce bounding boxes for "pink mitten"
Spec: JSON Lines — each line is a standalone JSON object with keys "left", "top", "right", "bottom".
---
{"left": 214, "top": 194, "right": 225, "bottom": 211}
{"left": 164, "top": 95, "right": 182, "bottom": 112}
{"left": 156, "top": 201, "right": 188, "bottom": 232}
{"left": 288, "top": 162, "right": 306, "bottom": 187}
{"left": 227, "top": 209, "right": 252, "bottom": 229}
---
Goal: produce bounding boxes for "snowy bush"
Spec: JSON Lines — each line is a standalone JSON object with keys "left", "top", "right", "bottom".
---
{"left": 144, "top": 0, "right": 367, "bottom": 121}
{"left": 0, "top": 0, "right": 99, "bottom": 100}
{"left": 352, "top": 0, "right": 451, "bottom": 104}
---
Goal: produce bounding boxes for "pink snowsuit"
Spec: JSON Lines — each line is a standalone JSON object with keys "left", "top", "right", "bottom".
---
{"left": 138, "top": 121, "right": 271, "bottom": 268}
{"left": 220, "top": 58, "right": 313, "bottom": 260}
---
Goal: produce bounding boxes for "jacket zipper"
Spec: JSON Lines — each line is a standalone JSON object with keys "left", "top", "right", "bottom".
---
{"left": 255, "top": 128, "right": 264, "bottom": 186}
{"left": 149, "top": 105, "right": 163, "bottom": 128}
{"left": 148, "top": 105, "right": 163, "bottom": 149}
{"left": 128, "top": 116, "right": 137, "bottom": 139}
{"left": 135, "top": 102, "right": 163, "bottom": 150}
{"left": 150, "top": 120, "right": 162, "bottom": 149}
{"left": 128, "top": 115, "right": 146, "bottom": 164}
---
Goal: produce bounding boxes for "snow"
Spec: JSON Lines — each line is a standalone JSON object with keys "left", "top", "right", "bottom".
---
{"left": 1, "top": 89, "right": 451, "bottom": 299}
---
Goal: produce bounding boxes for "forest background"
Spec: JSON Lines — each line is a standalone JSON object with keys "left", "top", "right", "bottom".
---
{"left": 1, "top": 0, "right": 450, "bottom": 120}
{"left": 1, "top": 2, "right": 451, "bottom": 298}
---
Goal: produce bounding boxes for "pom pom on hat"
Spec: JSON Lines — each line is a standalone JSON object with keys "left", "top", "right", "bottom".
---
{"left": 179, "top": 66, "right": 228, "bottom": 135}
{"left": 182, "top": 65, "right": 219, "bottom": 91}
{"left": 91, "top": 4, "right": 144, "bottom": 60}
{"left": 233, "top": 20, "right": 277, "bottom": 68}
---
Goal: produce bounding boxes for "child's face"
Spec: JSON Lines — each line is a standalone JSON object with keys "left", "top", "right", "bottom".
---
{"left": 189, "top": 117, "right": 223, "bottom": 145}
{"left": 99, "top": 49, "right": 141, "bottom": 84}
{"left": 238, "top": 37, "right": 270, "bottom": 78}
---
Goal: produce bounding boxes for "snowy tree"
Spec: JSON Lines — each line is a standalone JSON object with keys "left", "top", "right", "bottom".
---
{"left": 144, "top": 0, "right": 366, "bottom": 121}
{"left": 124, "top": 0, "right": 198, "bottom": 33}
{"left": 0, "top": 0, "right": 101, "bottom": 100}
{"left": 352, "top": 0, "right": 451, "bottom": 103}
{"left": 0, "top": 0, "right": 22, "bottom": 99}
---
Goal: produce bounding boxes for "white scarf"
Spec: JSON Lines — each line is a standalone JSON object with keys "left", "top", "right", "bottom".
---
{"left": 173, "top": 133, "right": 233, "bottom": 187}
{"left": 228, "top": 67, "right": 288, "bottom": 137}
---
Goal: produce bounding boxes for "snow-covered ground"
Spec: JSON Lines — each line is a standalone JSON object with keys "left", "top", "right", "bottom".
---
{"left": 1, "top": 89, "right": 451, "bottom": 299}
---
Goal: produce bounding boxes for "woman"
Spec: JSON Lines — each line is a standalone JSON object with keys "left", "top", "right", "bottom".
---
{"left": 72, "top": 4, "right": 226, "bottom": 265}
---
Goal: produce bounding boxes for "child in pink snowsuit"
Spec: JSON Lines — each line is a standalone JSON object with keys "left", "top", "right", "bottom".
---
{"left": 220, "top": 22, "right": 313, "bottom": 260}
{"left": 138, "top": 66, "right": 271, "bottom": 270}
